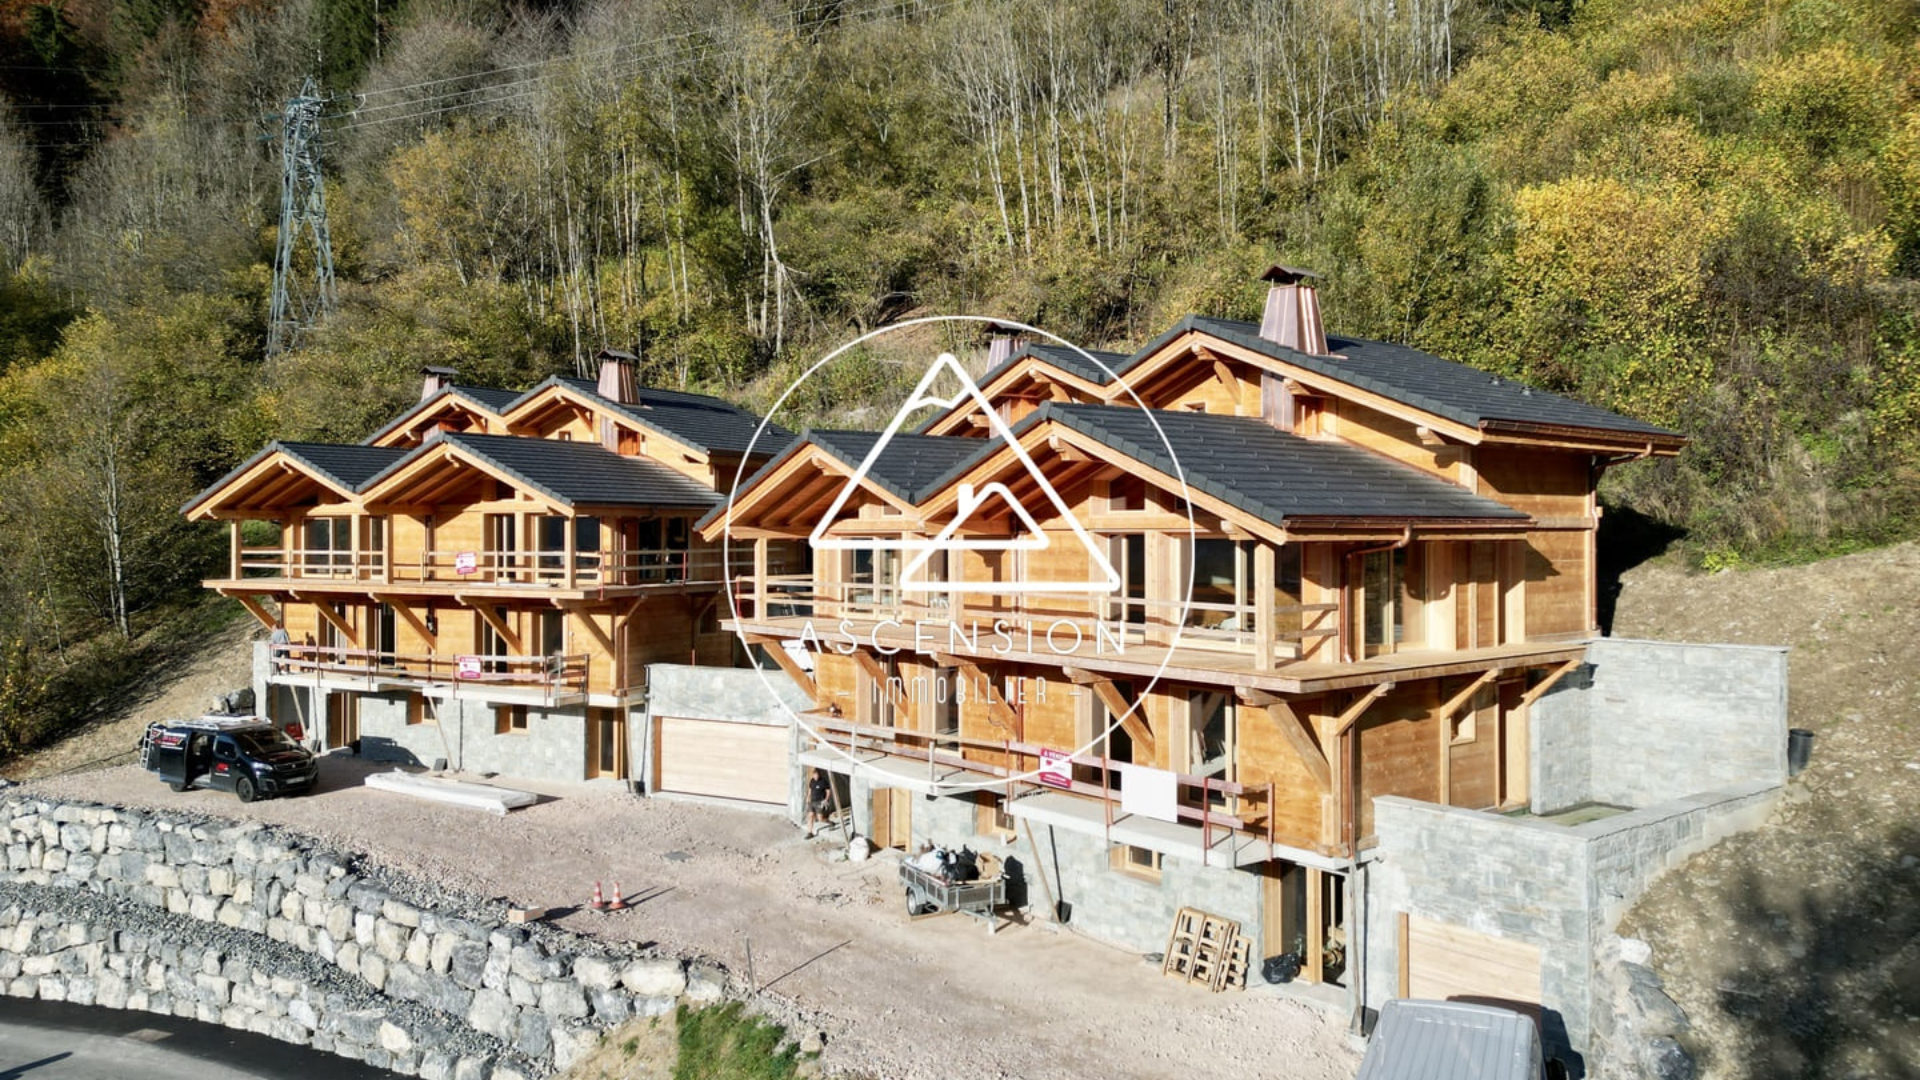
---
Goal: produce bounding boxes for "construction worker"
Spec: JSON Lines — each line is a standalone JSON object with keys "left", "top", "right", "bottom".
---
{"left": 805, "top": 769, "right": 834, "bottom": 838}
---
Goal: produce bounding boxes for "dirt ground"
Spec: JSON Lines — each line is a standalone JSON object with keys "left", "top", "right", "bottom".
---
{"left": 1609, "top": 542, "right": 1920, "bottom": 1080}
{"left": 17, "top": 753, "right": 1357, "bottom": 1080}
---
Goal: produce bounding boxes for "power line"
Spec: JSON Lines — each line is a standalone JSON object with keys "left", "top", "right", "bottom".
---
{"left": 328, "top": 0, "right": 965, "bottom": 133}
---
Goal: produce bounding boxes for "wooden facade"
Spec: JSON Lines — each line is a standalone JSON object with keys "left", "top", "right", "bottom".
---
{"left": 188, "top": 357, "right": 795, "bottom": 716}
{"left": 703, "top": 283, "right": 1683, "bottom": 980}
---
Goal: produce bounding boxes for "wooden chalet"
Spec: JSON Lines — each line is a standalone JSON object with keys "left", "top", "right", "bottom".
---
{"left": 701, "top": 268, "right": 1684, "bottom": 987}
{"left": 184, "top": 352, "right": 798, "bottom": 781}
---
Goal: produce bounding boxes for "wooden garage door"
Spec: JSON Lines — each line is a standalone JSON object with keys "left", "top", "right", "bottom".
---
{"left": 1401, "top": 914, "right": 1542, "bottom": 1016}
{"left": 654, "top": 716, "right": 788, "bottom": 805}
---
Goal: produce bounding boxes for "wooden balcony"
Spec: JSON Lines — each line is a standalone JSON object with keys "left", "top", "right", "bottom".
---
{"left": 728, "top": 580, "right": 1581, "bottom": 693}
{"left": 216, "top": 547, "right": 787, "bottom": 599}
{"left": 268, "top": 644, "right": 590, "bottom": 702}
{"left": 800, "top": 715, "right": 1327, "bottom": 866}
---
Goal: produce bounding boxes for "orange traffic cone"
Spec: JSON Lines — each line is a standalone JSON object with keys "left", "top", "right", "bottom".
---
{"left": 609, "top": 881, "right": 626, "bottom": 911}
{"left": 589, "top": 881, "right": 609, "bottom": 911}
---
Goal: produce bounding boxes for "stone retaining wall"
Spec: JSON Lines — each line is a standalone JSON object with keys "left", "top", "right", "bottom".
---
{"left": 0, "top": 795, "right": 740, "bottom": 1078}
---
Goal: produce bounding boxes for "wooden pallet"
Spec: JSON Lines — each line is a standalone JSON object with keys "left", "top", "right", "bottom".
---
{"left": 1162, "top": 907, "right": 1244, "bottom": 990}
{"left": 1217, "top": 933, "right": 1254, "bottom": 991}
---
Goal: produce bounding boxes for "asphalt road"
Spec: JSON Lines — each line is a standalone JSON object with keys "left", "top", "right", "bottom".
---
{"left": 0, "top": 998, "right": 399, "bottom": 1080}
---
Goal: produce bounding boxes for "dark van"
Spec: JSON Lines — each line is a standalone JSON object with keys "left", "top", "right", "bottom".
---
{"left": 139, "top": 716, "right": 319, "bottom": 802}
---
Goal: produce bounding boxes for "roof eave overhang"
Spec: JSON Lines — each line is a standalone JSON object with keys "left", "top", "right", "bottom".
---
{"left": 1476, "top": 419, "right": 1687, "bottom": 455}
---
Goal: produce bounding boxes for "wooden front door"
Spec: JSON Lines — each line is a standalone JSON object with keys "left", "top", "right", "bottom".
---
{"left": 586, "top": 707, "right": 627, "bottom": 779}
{"left": 870, "top": 787, "right": 912, "bottom": 851}
{"left": 325, "top": 692, "right": 358, "bottom": 748}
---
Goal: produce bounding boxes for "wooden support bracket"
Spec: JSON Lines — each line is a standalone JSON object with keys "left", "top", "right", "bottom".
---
{"left": 223, "top": 592, "right": 278, "bottom": 631}
{"left": 1091, "top": 678, "right": 1154, "bottom": 759}
{"left": 1519, "top": 659, "right": 1581, "bottom": 711}
{"left": 562, "top": 604, "right": 616, "bottom": 656}
{"left": 1265, "top": 700, "right": 1331, "bottom": 792}
{"left": 745, "top": 634, "right": 818, "bottom": 704}
{"left": 308, "top": 600, "right": 360, "bottom": 649}
{"left": 1438, "top": 670, "right": 1499, "bottom": 723}
{"left": 465, "top": 600, "right": 522, "bottom": 655}
{"left": 372, "top": 594, "right": 435, "bottom": 645}
{"left": 1332, "top": 681, "right": 1395, "bottom": 736}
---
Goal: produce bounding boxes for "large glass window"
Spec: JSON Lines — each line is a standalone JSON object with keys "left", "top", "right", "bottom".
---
{"left": 303, "top": 517, "right": 352, "bottom": 574}
{"left": 1360, "top": 547, "right": 1423, "bottom": 657}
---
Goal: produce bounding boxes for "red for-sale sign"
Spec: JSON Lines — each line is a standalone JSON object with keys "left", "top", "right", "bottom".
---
{"left": 1038, "top": 749, "right": 1072, "bottom": 789}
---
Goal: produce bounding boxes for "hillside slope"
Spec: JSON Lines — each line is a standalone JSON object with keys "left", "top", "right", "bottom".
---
{"left": 1612, "top": 543, "right": 1920, "bottom": 1079}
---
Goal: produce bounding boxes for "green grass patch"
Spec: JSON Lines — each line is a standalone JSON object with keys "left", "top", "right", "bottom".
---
{"left": 673, "top": 1003, "right": 808, "bottom": 1080}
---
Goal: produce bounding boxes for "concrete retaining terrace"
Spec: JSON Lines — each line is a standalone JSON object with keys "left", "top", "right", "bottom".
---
{"left": 0, "top": 795, "right": 739, "bottom": 1078}
{"left": 1532, "top": 638, "right": 1790, "bottom": 813}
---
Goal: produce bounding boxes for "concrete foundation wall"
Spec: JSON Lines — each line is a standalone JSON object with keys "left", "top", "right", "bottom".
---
{"left": 355, "top": 698, "right": 594, "bottom": 785}
{"left": 1532, "top": 638, "right": 1789, "bottom": 813}
{"left": 1366, "top": 782, "right": 1780, "bottom": 1068}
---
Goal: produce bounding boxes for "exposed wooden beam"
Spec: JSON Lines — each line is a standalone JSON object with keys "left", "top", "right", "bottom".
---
{"left": 1090, "top": 677, "right": 1154, "bottom": 759}
{"left": 1438, "top": 670, "right": 1499, "bottom": 723}
{"left": 1519, "top": 659, "right": 1582, "bottom": 710}
{"left": 371, "top": 594, "right": 434, "bottom": 645}
{"left": 745, "top": 634, "right": 818, "bottom": 704}
{"left": 849, "top": 648, "right": 887, "bottom": 685}
{"left": 224, "top": 592, "right": 278, "bottom": 631}
{"left": 1331, "top": 681, "right": 1395, "bottom": 736}
{"left": 562, "top": 604, "right": 616, "bottom": 656}
{"left": 1264, "top": 700, "right": 1331, "bottom": 792}
{"left": 942, "top": 656, "right": 1020, "bottom": 734}
{"left": 308, "top": 600, "right": 360, "bottom": 649}
{"left": 465, "top": 600, "right": 522, "bottom": 654}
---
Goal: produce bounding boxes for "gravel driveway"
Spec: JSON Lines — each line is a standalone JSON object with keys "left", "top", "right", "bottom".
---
{"left": 21, "top": 758, "right": 1359, "bottom": 1080}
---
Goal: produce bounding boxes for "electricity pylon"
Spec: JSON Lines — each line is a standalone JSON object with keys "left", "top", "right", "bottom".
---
{"left": 267, "top": 76, "right": 336, "bottom": 356}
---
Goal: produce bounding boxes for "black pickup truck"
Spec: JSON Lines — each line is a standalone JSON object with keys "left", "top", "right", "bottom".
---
{"left": 138, "top": 716, "right": 319, "bottom": 802}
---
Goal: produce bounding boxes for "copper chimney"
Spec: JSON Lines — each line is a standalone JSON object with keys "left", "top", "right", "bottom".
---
{"left": 595, "top": 348, "right": 639, "bottom": 406}
{"left": 985, "top": 321, "right": 1027, "bottom": 369}
{"left": 420, "top": 365, "right": 458, "bottom": 402}
{"left": 1258, "top": 266, "right": 1327, "bottom": 356}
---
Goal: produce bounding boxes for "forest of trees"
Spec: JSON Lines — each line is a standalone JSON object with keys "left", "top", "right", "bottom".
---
{"left": 0, "top": 0, "right": 1912, "bottom": 755}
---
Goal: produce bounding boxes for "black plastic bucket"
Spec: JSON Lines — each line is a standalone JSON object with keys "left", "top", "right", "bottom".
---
{"left": 1788, "top": 728, "right": 1815, "bottom": 777}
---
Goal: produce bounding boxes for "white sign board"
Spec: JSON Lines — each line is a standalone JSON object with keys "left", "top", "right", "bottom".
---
{"left": 455, "top": 655, "right": 482, "bottom": 680}
{"left": 454, "top": 551, "right": 478, "bottom": 576}
{"left": 1119, "top": 763, "right": 1180, "bottom": 824}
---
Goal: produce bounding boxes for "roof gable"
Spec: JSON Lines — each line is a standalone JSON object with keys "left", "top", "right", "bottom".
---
{"left": 362, "top": 433, "right": 720, "bottom": 512}
{"left": 183, "top": 442, "right": 410, "bottom": 518}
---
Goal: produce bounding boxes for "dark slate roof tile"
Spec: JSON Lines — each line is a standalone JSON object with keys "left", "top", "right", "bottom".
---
{"left": 181, "top": 442, "right": 410, "bottom": 514}
{"left": 1176, "top": 316, "right": 1679, "bottom": 439}
{"left": 1036, "top": 404, "right": 1530, "bottom": 525}
{"left": 808, "top": 430, "right": 991, "bottom": 504}
{"left": 428, "top": 433, "right": 720, "bottom": 509}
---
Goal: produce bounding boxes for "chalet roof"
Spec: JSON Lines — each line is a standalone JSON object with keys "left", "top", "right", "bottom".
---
{"left": 512, "top": 376, "right": 793, "bottom": 457}
{"left": 372, "top": 433, "right": 721, "bottom": 510}
{"left": 1028, "top": 403, "right": 1531, "bottom": 525}
{"left": 182, "top": 442, "right": 412, "bottom": 514}
{"left": 1161, "top": 316, "right": 1680, "bottom": 440}
{"left": 808, "top": 430, "right": 989, "bottom": 503}
{"left": 361, "top": 385, "right": 517, "bottom": 445}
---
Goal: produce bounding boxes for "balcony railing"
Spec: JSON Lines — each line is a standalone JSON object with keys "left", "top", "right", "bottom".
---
{"left": 729, "top": 578, "right": 1337, "bottom": 663}
{"left": 237, "top": 548, "right": 787, "bottom": 590}
{"left": 809, "top": 715, "right": 1290, "bottom": 864}
{"left": 270, "top": 644, "right": 589, "bottom": 697}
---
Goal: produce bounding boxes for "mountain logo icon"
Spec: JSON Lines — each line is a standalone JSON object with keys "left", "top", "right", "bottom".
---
{"left": 808, "top": 351, "right": 1122, "bottom": 594}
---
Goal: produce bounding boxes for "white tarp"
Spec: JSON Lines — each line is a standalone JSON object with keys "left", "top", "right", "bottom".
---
{"left": 363, "top": 770, "right": 538, "bottom": 815}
